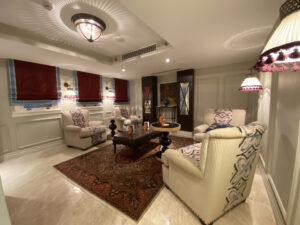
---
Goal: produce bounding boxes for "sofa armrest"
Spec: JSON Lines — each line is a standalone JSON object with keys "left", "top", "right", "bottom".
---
{"left": 115, "top": 116, "right": 126, "bottom": 121}
{"left": 64, "top": 125, "right": 81, "bottom": 132}
{"left": 194, "top": 124, "right": 209, "bottom": 133}
{"left": 89, "top": 121, "right": 103, "bottom": 127}
{"left": 162, "top": 150, "right": 204, "bottom": 179}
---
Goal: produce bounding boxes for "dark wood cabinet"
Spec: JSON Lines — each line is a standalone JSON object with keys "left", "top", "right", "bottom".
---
{"left": 142, "top": 76, "right": 157, "bottom": 123}
{"left": 177, "top": 69, "right": 194, "bottom": 131}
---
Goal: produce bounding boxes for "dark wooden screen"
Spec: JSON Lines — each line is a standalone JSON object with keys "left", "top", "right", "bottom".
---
{"left": 142, "top": 76, "right": 157, "bottom": 123}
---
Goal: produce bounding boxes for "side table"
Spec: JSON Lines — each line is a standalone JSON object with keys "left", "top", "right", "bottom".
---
{"left": 150, "top": 122, "right": 181, "bottom": 158}
{"left": 103, "top": 117, "right": 117, "bottom": 138}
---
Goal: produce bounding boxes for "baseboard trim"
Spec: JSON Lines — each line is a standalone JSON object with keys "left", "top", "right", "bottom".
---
{"left": 3, "top": 139, "right": 63, "bottom": 161}
{"left": 258, "top": 161, "right": 286, "bottom": 225}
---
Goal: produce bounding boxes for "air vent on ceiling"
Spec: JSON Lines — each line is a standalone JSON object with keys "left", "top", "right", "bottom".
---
{"left": 113, "top": 41, "right": 171, "bottom": 64}
{"left": 122, "top": 44, "right": 156, "bottom": 61}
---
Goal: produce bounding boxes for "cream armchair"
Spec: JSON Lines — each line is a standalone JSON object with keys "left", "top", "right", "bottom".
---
{"left": 114, "top": 106, "right": 142, "bottom": 131}
{"left": 61, "top": 109, "right": 107, "bottom": 150}
{"left": 162, "top": 122, "right": 266, "bottom": 225}
{"left": 194, "top": 108, "right": 246, "bottom": 142}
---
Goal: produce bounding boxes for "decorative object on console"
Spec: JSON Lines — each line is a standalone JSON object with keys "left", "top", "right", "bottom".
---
{"left": 71, "top": 13, "right": 106, "bottom": 43}
{"left": 142, "top": 76, "right": 157, "bottom": 123}
{"left": 177, "top": 69, "right": 194, "bottom": 131}
{"left": 194, "top": 108, "right": 246, "bottom": 142}
{"left": 8, "top": 59, "right": 61, "bottom": 104}
{"left": 254, "top": 0, "right": 300, "bottom": 72}
{"left": 162, "top": 122, "right": 267, "bottom": 225}
{"left": 160, "top": 82, "right": 177, "bottom": 106}
{"left": 239, "top": 69, "right": 263, "bottom": 91}
{"left": 61, "top": 109, "right": 107, "bottom": 150}
{"left": 74, "top": 71, "right": 102, "bottom": 104}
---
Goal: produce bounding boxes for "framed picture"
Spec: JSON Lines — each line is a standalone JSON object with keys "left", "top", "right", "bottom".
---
{"left": 160, "top": 82, "right": 177, "bottom": 105}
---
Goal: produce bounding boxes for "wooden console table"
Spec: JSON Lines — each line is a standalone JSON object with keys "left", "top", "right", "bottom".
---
{"left": 156, "top": 105, "right": 177, "bottom": 122}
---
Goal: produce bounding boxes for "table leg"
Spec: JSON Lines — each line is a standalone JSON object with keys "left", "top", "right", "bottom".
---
{"left": 157, "top": 132, "right": 172, "bottom": 158}
{"left": 109, "top": 120, "right": 117, "bottom": 137}
{"left": 113, "top": 143, "right": 116, "bottom": 155}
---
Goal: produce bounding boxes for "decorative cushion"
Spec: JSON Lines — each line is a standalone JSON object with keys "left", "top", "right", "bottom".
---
{"left": 120, "top": 108, "right": 129, "bottom": 119}
{"left": 180, "top": 143, "right": 202, "bottom": 166}
{"left": 206, "top": 123, "right": 232, "bottom": 132}
{"left": 70, "top": 109, "right": 86, "bottom": 128}
{"left": 79, "top": 126, "right": 106, "bottom": 138}
{"left": 214, "top": 109, "right": 233, "bottom": 125}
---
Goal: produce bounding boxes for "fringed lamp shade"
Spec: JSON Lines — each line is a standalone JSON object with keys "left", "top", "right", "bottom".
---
{"left": 239, "top": 77, "right": 263, "bottom": 91}
{"left": 254, "top": 0, "right": 300, "bottom": 72}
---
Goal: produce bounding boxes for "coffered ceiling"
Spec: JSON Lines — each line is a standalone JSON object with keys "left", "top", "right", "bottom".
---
{"left": 0, "top": 0, "right": 284, "bottom": 79}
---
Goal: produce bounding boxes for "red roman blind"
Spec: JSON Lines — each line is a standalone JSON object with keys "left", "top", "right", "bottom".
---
{"left": 76, "top": 71, "right": 102, "bottom": 103}
{"left": 114, "top": 78, "right": 129, "bottom": 103}
{"left": 9, "top": 59, "right": 60, "bottom": 103}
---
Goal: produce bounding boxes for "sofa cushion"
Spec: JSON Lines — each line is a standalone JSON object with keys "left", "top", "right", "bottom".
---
{"left": 214, "top": 109, "right": 233, "bottom": 125}
{"left": 180, "top": 143, "right": 202, "bottom": 166}
{"left": 79, "top": 126, "right": 106, "bottom": 138}
{"left": 120, "top": 108, "right": 129, "bottom": 118}
{"left": 206, "top": 123, "right": 232, "bottom": 132}
{"left": 70, "top": 109, "right": 87, "bottom": 128}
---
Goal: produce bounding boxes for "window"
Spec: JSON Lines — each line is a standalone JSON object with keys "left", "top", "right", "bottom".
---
{"left": 8, "top": 59, "right": 61, "bottom": 104}
{"left": 114, "top": 78, "right": 129, "bottom": 104}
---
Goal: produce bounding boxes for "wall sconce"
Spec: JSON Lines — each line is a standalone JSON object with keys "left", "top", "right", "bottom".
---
{"left": 63, "top": 82, "right": 76, "bottom": 99}
{"left": 105, "top": 86, "right": 115, "bottom": 99}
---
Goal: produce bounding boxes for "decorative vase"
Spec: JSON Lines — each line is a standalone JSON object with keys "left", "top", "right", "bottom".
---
{"left": 163, "top": 96, "right": 169, "bottom": 106}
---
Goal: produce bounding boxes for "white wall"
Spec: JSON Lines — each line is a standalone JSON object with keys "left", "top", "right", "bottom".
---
{"left": 258, "top": 71, "right": 300, "bottom": 224}
{"left": 0, "top": 177, "right": 11, "bottom": 225}
{"left": 0, "top": 59, "right": 132, "bottom": 161}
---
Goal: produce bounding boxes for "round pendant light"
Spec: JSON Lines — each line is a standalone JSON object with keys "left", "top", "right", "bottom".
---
{"left": 254, "top": 0, "right": 300, "bottom": 72}
{"left": 239, "top": 69, "right": 263, "bottom": 91}
{"left": 71, "top": 13, "right": 106, "bottom": 42}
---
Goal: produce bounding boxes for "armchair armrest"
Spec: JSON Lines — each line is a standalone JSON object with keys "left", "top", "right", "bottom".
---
{"left": 115, "top": 116, "right": 126, "bottom": 121}
{"left": 162, "top": 150, "right": 204, "bottom": 179}
{"left": 64, "top": 125, "right": 81, "bottom": 132}
{"left": 194, "top": 124, "right": 209, "bottom": 133}
{"left": 89, "top": 121, "right": 103, "bottom": 127}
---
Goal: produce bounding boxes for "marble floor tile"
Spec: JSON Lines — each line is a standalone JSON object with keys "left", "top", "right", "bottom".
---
{"left": 0, "top": 142, "right": 276, "bottom": 225}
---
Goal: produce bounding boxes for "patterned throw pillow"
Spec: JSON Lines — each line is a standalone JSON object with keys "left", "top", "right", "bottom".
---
{"left": 70, "top": 109, "right": 86, "bottom": 128}
{"left": 180, "top": 143, "right": 202, "bottom": 166}
{"left": 120, "top": 108, "right": 129, "bottom": 119}
{"left": 214, "top": 109, "right": 233, "bottom": 125}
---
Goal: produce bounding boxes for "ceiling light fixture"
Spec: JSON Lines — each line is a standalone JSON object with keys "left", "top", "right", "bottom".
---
{"left": 254, "top": 0, "right": 300, "bottom": 72}
{"left": 165, "top": 58, "right": 170, "bottom": 63}
{"left": 71, "top": 13, "right": 106, "bottom": 43}
{"left": 239, "top": 69, "right": 263, "bottom": 91}
{"left": 121, "top": 68, "right": 126, "bottom": 72}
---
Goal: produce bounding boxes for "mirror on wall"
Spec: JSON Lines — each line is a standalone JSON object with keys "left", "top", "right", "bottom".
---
{"left": 179, "top": 82, "right": 189, "bottom": 115}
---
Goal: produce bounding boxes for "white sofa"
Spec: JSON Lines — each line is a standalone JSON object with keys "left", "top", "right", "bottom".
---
{"left": 162, "top": 122, "right": 266, "bottom": 225}
{"left": 194, "top": 108, "right": 246, "bottom": 142}
{"left": 61, "top": 109, "right": 107, "bottom": 150}
{"left": 114, "top": 106, "right": 142, "bottom": 131}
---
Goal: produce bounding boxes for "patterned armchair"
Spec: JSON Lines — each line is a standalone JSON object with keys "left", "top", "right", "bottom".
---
{"left": 61, "top": 109, "right": 107, "bottom": 150}
{"left": 114, "top": 106, "right": 142, "bottom": 131}
{"left": 194, "top": 109, "right": 246, "bottom": 142}
{"left": 162, "top": 122, "right": 267, "bottom": 225}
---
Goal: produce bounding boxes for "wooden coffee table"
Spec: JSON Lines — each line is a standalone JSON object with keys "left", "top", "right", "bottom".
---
{"left": 113, "top": 128, "right": 161, "bottom": 155}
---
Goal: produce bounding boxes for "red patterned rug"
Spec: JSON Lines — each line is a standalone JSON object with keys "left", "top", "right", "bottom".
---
{"left": 54, "top": 135, "right": 194, "bottom": 220}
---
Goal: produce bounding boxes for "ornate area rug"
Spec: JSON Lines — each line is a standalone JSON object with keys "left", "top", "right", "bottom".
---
{"left": 54, "top": 135, "right": 194, "bottom": 220}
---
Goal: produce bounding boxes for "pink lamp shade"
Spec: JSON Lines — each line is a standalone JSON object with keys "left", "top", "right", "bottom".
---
{"left": 64, "top": 89, "right": 76, "bottom": 99}
{"left": 239, "top": 77, "right": 263, "bottom": 91}
{"left": 254, "top": 0, "right": 300, "bottom": 72}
